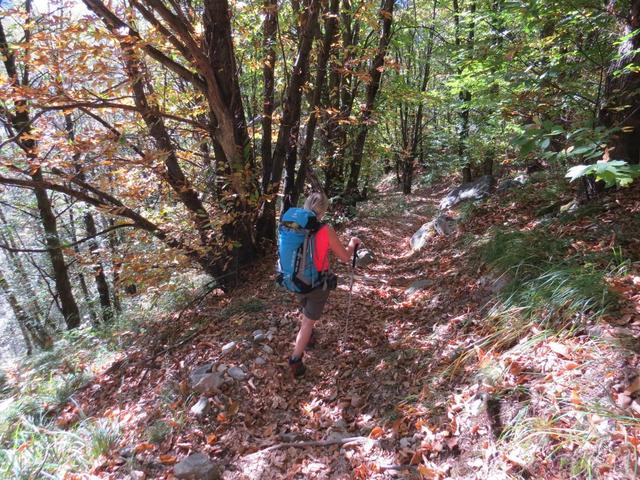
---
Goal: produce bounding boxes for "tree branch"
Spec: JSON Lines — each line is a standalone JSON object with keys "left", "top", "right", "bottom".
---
{"left": 0, "top": 222, "right": 136, "bottom": 253}
{"left": 82, "top": 0, "right": 207, "bottom": 92}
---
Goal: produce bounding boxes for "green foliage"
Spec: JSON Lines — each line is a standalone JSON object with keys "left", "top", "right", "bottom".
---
{"left": 84, "top": 418, "right": 120, "bottom": 458}
{"left": 512, "top": 121, "right": 610, "bottom": 165}
{"left": 470, "top": 227, "right": 617, "bottom": 356}
{"left": 566, "top": 160, "right": 640, "bottom": 187}
{"left": 482, "top": 229, "right": 569, "bottom": 279}
{"left": 50, "top": 373, "right": 92, "bottom": 406}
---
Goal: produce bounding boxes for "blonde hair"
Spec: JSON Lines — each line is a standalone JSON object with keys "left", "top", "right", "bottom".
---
{"left": 303, "top": 192, "right": 329, "bottom": 217}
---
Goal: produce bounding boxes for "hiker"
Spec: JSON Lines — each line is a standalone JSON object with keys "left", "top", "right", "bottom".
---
{"left": 284, "top": 192, "right": 360, "bottom": 378}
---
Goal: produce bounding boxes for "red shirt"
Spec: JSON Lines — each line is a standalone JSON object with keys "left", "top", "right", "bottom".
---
{"left": 313, "top": 225, "right": 330, "bottom": 272}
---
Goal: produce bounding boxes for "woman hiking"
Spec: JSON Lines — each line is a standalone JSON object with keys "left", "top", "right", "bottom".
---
{"left": 286, "top": 192, "right": 360, "bottom": 378}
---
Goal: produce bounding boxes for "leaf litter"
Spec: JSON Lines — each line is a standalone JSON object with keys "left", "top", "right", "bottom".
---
{"left": 56, "top": 178, "right": 640, "bottom": 479}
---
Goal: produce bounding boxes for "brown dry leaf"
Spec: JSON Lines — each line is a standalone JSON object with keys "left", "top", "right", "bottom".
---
{"left": 134, "top": 442, "right": 155, "bottom": 453}
{"left": 418, "top": 463, "right": 444, "bottom": 479}
{"left": 353, "top": 463, "right": 369, "bottom": 479}
{"left": 159, "top": 454, "right": 177, "bottom": 465}
{"left": 564, "top": 361, "right": 579, "bottom": 370}
{"left": 62, "top": 474, "right": 84, "bottom": 480}
{"left": 624, "top": 376, "right": 640, "bottom": 395}
{"left": 206, "top": 433, "right": 218, "bottom": 445}
{"left": 227, "top": 400, "right": 240, "bottom": 416}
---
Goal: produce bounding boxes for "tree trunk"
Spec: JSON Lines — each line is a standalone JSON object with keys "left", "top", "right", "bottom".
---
{"left": 600, "top": 0, "right": 640, "bottom": 164}
{"left": 345, "top": 0, "right": 395, "bottom": 195}
{"left": 0, "top": 17, "right": 81, "bottom": 330}
{"left": 66, "top": 203, "right": 99, "bottom": 325}
{"left": 261, "top": 0, "right": 278, "bottom": 191}
{"left": 33, "top": 178, "right": 81, "bottom": 330}
{"left": 106, "top": 218, "right": 122, "bottom": 314}
{"left": 400, "top": 0, "right": 437, "bottom": 195}
{"left": 323, "top": 0, "right": 359, "bottom": 195}
{"left": 0, "top": 209, "right": 44, "bottom": 321}
{"left": 454, "top": 0, "right": 475, "bottom": 182}
{"left": 0, "top": 269, "right": 52, "bottom": 351}
{"left": 84, "top": 212, "right": 113, "bottom": 323}
{"left": 257, "top": 0, "right": 321, "bottom": 240}
{"left": 63, "top": 114, "right": 113, "bottom": 324}
{"left": 84, "top": 0, "right": 257, "bottom": 283}
{"left": 292, "top": 0, "right": 340, "bottom": 203}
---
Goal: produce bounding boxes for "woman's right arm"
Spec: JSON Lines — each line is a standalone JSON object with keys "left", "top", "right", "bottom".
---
{"left": 326, "top": 225, "right": 360, "bottom": 263}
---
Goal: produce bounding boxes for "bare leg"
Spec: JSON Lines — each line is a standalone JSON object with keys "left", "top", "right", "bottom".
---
{"left": 292, "top": 314, "right": 315, "bottom": 359}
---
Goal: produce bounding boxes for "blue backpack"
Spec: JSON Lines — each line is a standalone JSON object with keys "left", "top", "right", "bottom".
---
{"left": 277, "top": 208, "right": 326, "bottom": 293}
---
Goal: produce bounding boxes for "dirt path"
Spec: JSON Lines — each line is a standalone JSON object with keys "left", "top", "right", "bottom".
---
{"left": 211, "top": 188, "right": 485, "bottom": 479}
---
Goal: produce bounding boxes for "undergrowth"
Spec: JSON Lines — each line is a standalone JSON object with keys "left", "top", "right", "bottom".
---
{"left": 450, "top": 181, "right": 636, "bottom": 479}
{"left": 0, "top": 272, "right": 211, "bottom": 479}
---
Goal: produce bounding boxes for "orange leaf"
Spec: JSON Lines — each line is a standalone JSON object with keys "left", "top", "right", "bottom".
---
{"left": 417, "top": 464, "right": 439, "bottom": 479}
{"left": 564, "top": 361, "right": 579, "bottom": 370}
{"left": 354, "top": 463, "right": 369, "bottom": 479}
{"left": 570, "top": 390, "right": 582, "bottom": 406}
{"left": 206, "top": 433, "right": 218, "bottom": 445}
{"left": 159, "top": 454, "right": 177, "bottom": 465}
{"left": 369, "top": 426, "right": 384, "bottom": 439}
{"left": 134, "top": 442, "right": 155, "bottom": 453}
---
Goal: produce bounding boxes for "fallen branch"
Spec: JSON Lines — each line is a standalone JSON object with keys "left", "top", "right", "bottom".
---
{"left": 245, "top": 436, "right": 375, "bottom": 456}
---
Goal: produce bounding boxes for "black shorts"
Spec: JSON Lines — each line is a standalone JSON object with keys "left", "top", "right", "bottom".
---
{"left": 296, "top": 288, "right": 331, "bottom": 321}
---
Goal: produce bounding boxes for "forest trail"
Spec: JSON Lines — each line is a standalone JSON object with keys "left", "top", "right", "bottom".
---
{"left": 64, "top": 180, "right": 640, "bottom": 479}
{"left": 45, "top": 177, "right": 640, "bottom": 480}
{"left": 67, "top": 184, "right": 489, "bottom": 479}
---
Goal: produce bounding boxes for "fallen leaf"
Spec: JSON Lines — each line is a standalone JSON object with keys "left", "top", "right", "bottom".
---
{"left": 624, "top": 376, "right": 640, "bottom": 395}
{"left": 369, "top": 426, "right": 384, "bottom": 439}
{"left": 549, "top": 342, "right": 571, "bottom": 358}
{"left": 564, "top": 361, "right": 579, "bottom": 370}
{"left": 159, "top": 454, "right": 177, "bottom": 465}
{"left": 417, "top": 464, "right": 440, "bottom": 479}
{"left": 570, "top": 390, "right": 582, "bottom": 406}
{"left": 354, "top": 463, "right": 369, "bottom": 479}
{"left": 134, "top": 442, "right": 155, "bottom": 453}
{"left": 227, "top": 400, "right": 240, "bottom": 416}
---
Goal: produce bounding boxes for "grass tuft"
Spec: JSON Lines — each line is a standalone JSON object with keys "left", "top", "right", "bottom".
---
{"left": 146, "top": 420, "right": 172, "bottom": 444}
{"left": 222, "top": 297, "right": 265, "bottom": 318}
{"left": 85, "top": 418, "right": 120, "bottom": 458}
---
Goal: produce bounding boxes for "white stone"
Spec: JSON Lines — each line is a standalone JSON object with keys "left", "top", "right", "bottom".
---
{"left": 174, "top": 453, "right": 220, "bottom": 480}
{"left": 228, "top": 366, "right": 247, "bottom": 381}
{"left": 221, "top": 341, "right": 236, "bottom": 355}
{"left": 190, "top": 397, "right": 209, "bottom": 416}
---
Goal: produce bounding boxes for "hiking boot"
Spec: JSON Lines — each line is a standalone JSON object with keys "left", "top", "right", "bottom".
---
{"left": 288, "top": 355, "right": 306, "bottom": 379}
{"left": 305, "top": 329, "right": 317, "bottom": 350}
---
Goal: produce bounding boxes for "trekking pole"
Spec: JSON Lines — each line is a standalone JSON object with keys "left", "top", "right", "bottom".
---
{"left": 345, "top": 244, "right": 359, "bottom": 336}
